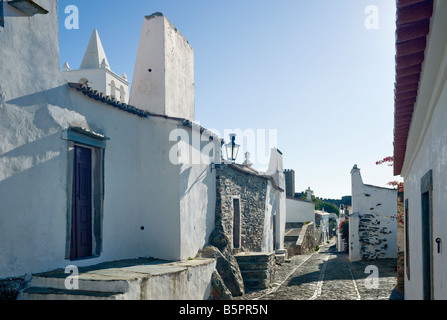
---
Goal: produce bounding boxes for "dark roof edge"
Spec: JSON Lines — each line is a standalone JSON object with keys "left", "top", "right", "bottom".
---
{"left": 223, "top": 163, "right": 284, "bottom": 192}
{"left": 67, "top": 82, "right": 223, "bottom": 142}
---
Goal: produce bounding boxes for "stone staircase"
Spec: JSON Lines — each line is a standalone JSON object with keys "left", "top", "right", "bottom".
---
{"left": 234, "top": 252, "right": 275, "bottom": 291}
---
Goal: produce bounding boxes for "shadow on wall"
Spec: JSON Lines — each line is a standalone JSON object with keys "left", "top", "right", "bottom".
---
{"left": 0, "top": 134, "right": 64, "bottom": 277}
{"left": 6, "top": 85, "right": 72, "bottom": 109}
{"left": 179, "top": 164, "right": 215, "bottom": 248}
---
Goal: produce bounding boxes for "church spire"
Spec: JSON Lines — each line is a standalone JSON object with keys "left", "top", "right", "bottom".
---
{"left": 80, "top": 29, "right": 110, "bottom": 70}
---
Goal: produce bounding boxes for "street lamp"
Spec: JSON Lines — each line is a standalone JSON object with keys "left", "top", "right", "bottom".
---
{"left": 225, "top": 133, "right": 240, "bottom": 163}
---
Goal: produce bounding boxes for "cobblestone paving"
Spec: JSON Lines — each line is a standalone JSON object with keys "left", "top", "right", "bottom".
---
{"left": 235, "top": 239, "right": 404, "bottom": 301}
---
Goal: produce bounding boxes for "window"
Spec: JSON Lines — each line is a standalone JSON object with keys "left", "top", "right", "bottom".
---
{"left": 120, "top": 85, "right": 125, "bottom": 103}
{"left": 79, "top": 78, "right": 89, "bottom": 86}
{"left": 110, "top": 80, "right": 116, "bottom": 99}
{"left": 63, "top": 127, "right": 108, "bottom": 260}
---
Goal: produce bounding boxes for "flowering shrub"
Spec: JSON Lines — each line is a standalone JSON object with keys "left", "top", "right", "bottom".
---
{"left": 376, "top": 156, "right": 394, "bottom": 166}
{"left": 376, "top": 156, "right": 404, "bottom": 192}
{"left": 387, "top": 181, "right": 404, "bottom": 192}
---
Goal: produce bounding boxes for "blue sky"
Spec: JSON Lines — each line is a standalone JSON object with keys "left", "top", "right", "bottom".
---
{"left": 58, "top": 0, "right": 399, "bottom": 199}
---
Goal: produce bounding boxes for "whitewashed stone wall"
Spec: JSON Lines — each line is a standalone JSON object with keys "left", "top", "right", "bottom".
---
{"left": 349, "top": 165, "right": 397, "bottom": 262}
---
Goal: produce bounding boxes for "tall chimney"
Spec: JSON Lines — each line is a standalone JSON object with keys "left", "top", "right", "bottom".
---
{"left": 306, "top": 187, "right": 313, "bottom": 202}
{"left": 129, "top": 13, "right": 195, "bottom": 121}
{"left": 284, "top": 169, "right": 295, "bottom": 198}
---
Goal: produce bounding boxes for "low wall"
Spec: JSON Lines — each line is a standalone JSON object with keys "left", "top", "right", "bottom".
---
{"left": 295, "top": 223, "right": 316, "bottom": 255}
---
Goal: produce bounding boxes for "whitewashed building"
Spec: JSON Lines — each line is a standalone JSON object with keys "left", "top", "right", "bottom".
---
{"left": 393, "top": 0, "right": 447, "bottom": 300}
{"left": 0, "top": 2, "right": 220, "bottom": 288}
{"left": 286, "top": 187, "right": 315, "bottom": 225}
{"left": 349, "top": 165, "right": 397, "bottom": 262}
{"left": 62, "top": 29, "right": 130, "bottom": 104}
{"left": 315, "top": 210, "right": 330, "bottom": 244}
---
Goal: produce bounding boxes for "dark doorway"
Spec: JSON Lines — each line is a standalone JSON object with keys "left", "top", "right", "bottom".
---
{"left": 70, "top": 146, "right": 93, "bottom": 260}
{"left": 233, "top": 198, "right": 241, "bottom": 249}
{"left": 421, "top": 170, "right": 433, "bottom": 300}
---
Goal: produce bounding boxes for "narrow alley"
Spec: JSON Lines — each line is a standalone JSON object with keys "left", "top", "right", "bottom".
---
{"left": 236, "top": 239, "right": 404, "bottom": 301}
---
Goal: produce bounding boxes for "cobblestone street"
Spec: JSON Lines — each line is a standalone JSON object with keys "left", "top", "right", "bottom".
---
{"left": 236, "top": 239, "right": 404, "bottom": 301}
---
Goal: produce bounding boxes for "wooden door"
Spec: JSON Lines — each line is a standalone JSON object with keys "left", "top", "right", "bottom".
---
{"left": 70, "top": 146, "right": 93, "bottom": 260}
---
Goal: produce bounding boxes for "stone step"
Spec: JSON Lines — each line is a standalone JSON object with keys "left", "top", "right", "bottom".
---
{"left": 242, "top": 279, "right": 270, "bottom": 290}
{"left": 237, "top": 261, "right": 270, "bottom": 271}
{"left": 239, "top": 269, "right": 270, "bottom": 280}
{"left": 284, "top": 235, "right": 299, "bottom": 242}
{"left": 234, "top": 253, "right": 274, "bottom": 263}
{"left": 29, "top": 274, "right": 133, "bottom": 294}
{"left": 19, "top": 286, "right": 126, "bottom": 300}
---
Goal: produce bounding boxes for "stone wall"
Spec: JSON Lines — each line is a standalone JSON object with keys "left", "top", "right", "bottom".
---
{"left": 215, "top": 164, "right": 268, "bottom": 252}
{"left": 295, "top": 223, "right": 316, "bottom": 255}
{"left": 358, "top": 213, "right": 393, "bottom": 260}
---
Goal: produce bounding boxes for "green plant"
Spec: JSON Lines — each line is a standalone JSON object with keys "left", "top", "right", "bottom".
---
{"left": 314, "top": 245, "right": 320, "bottom": 252}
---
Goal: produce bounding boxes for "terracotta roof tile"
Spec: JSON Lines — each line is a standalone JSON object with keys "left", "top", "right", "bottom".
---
{"left": 393, "top": 0, "right": 433, "bottom": 176}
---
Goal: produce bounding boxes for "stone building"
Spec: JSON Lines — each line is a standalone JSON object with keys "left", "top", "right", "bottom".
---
{"left": 213, "top": 148, "right": 286, "bottom": 254}
{"left": 349, "top": 165, "right": 397, "bottom": 262}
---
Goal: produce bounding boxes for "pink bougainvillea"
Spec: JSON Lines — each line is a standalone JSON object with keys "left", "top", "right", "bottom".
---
{"left": 375, "top": 156, "right": 404, "bottom": 192}
{"left": 376, "top": 156, "right": 394, "bottom": 166}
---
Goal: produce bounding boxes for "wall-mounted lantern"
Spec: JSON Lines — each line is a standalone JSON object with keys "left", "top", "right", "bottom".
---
{"left": 225, "top": 133, "right": 240, "bottom": 163}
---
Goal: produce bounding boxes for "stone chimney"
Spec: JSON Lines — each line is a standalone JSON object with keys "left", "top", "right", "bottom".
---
{"left": 265, "top": 148, "right": 285, "bottom": 190}
{"left": 243, "top": 152, "right": 253, "bottom": 168}
{"left": 306, "top": 187, "right": 313, "bottom": 202}
{"left": 284, "top": 169, "right": 295, "bottom": 198}
{"left": 129, "top": 13, "right": 195, "bottom": 121}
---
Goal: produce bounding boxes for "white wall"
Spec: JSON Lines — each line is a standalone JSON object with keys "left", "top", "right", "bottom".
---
{"left": 0, "top": 4, "right": 215, "bottom": 279}
{"left": 264, "top": 149, "right": 286, "bottom": 252}
{"left": 286, "top": 198, "right": 315, "bottom": 224}
{"left": 262, "top": 183, "right": 277, "bottom": 253}
{"left": 62, "top": 67, "right": 129, "bottom": 103}
{"left": 350, "top": 167, "right": 397, "bottom": 262}
{"left": 400, "top": 0, "right": 447, "bottom": 300}
{"left": 129, "top": 13, "right": 194, "bottom": 121}
{"left": 177, "top": 126, "right": 220, "bottom": 259}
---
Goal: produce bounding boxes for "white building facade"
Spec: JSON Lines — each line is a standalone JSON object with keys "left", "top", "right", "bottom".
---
{"left": 0, "top": 2, "right": 219, "bottom": 283}
{"left": 62, "top": 29, "right": 130, "bottom": 103}
{"left": 393, "top": 0, "right": 447, "bottom": 300}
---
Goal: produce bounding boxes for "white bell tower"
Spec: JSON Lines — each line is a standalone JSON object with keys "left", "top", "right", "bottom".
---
{"left": 62, "top": 29, "right": 130, "bottom": 103}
